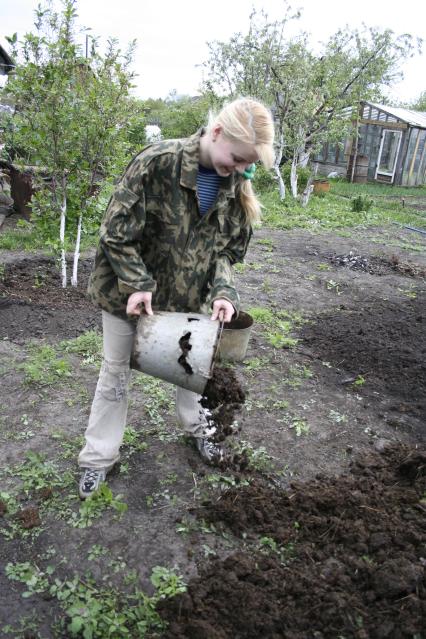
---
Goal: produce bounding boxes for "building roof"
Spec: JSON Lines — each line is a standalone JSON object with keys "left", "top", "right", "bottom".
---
{"left": 367, "top": 102, "right": 426, "bottom": 129}
{"left": 0, "top": 44, "right": 14, "bottom": 74}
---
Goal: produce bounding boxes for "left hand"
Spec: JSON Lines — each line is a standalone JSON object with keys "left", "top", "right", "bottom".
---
{"left": 211, "top": 298, "right": 235, "bottom": 323}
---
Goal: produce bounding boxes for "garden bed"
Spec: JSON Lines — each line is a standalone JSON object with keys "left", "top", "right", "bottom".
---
{"left": 0, "top": 224, "right": 425, "bottom": 638}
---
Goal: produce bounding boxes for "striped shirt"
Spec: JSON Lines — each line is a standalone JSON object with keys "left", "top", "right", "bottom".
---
{"left": 197, "top": 164, "right": 221, "bottom": 215}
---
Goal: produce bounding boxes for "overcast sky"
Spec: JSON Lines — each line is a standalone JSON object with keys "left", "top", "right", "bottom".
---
{"left": 1, "top": 0, "right": 425, "bottom": 103}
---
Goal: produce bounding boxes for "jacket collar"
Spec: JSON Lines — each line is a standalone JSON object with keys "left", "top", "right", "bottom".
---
{"left": 180, "top": 129, "right": 236, "bottom": 198}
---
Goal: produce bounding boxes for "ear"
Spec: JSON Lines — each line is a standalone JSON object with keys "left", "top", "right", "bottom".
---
{"left": 211, "top": 124, "right": 222, "bottom": 141}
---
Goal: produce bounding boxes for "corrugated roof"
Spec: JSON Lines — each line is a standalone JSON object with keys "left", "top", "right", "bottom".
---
{"left": 368, "top": 102, "right": 426, "bottom": 129}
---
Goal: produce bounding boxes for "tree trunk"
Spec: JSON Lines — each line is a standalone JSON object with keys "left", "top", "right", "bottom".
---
{"left": 71, "top": 213, "right": 82, "bottom": 287}
{"left": 300, "top": 176, "right": 314, "bottom": 207}
{"left": 290, "top": 157, "right": 298, "bottom": 198}
{"left": 298, "top": 149, "right": 311, "bottom": 168}
{"left": 350, "top": 107, "right": 360, "bottom": 183}
{"left": 274, "top": 131, "right": 286, "bottom": 200}
{"left": 60, "top": 174, "right": 67, "bottom": 288}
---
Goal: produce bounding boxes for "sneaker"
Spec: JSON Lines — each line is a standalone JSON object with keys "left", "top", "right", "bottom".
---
{"left": 194, "top": 437, "right": 224, "bottom": 465}
{"left": 79, "top": 467, "right": 107, "bottom": 499}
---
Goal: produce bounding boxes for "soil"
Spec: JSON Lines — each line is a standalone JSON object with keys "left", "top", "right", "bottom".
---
{"left": 1, "top": 221, "right": 426, "bottom": 638}
{"left": 160, "top": 446, "right": 426, "bottom": 639}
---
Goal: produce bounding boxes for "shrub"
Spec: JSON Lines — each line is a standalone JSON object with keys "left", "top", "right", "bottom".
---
{"left": 351, "top": 195, "right": 374, "bottom": 212}
{"left": 253, "top": 165, "right": 276, "bottom": 192}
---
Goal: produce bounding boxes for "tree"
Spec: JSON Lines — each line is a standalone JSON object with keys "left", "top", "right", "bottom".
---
{"left": 409, "top": 90, "right": 426, "bottom": 111}
{"left": 131, "top": 92, "right": 220, "bottom": 145}
{"left": 203, "top": 4, "right": 421, "bottom": 200}
{"left": 3, "top": 0, "right": 135, "bottom": 286}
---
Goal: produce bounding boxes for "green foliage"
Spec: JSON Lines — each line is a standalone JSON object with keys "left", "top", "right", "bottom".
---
{"left": 5, "top": 450, "right": 72, "bottom": 494}
{"left": 5, "top": 562, "right": 53, "bottom": 597}
{"left": 281, "top": 162, "right": 312, "bottom": 194}
{"left": 259, "top": 183, "right": 426, "bottom": 232}
{"left": 290, "top": 418, "right": 310, "bottom": 437}
{"left": 203, "top": 4, "right": 418, "bottom": 186}
{"left": 5, "top": 560, "right": 186, "bottom": 638}
{"left": 409, "top": 89, "right": 426, "bottom": 112}
{"left": 351, "top": 194, "right": 374, "bottom": 212}
{"left": 135, "top": 92, "right": 220, "bottom": 143}
{"left": 150, "top": 566, "right": 187, "bottom": 599}
{"left": 22, "top": 343, "right": 72, "bottom": 385}
{"left": 60, "top": 330, "right": 103, "bottom": 365}
{"left": 2, "top": 0, "right": 135, "bottom": 268}
{"left": 247, "top": 307, "right": 305, "bottom": 349}
{"left": 70, "top": 483, "right": 128, "bottom": 528}
{"left": 234, "top": 440, "right": 274, "bottom": 473}
{"left": 253, "top": 165, "right": 276, "bottom": 192}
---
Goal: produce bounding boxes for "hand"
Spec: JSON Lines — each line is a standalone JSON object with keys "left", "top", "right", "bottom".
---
{"left": 211, "top": 298, "right": 235, "bottom": 323}
{"left": 126, "top": 291, "right": 153, "bottom": 316}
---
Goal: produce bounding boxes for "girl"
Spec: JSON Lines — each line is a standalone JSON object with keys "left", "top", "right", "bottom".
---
{"left": 78, "top": 97, "right": 275, "bottom": 498}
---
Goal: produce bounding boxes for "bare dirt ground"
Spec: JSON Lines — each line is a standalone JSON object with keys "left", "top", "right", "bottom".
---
{"left": 0, "top": 222, "right": 425, "bottom": 638}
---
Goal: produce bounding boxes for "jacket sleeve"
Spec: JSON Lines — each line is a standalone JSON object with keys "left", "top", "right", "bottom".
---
{"left": 99, "top": 156, "right": 157, "bottom": 296}
{"left": 209, "top": 217, "right": 252, "bottom": 316}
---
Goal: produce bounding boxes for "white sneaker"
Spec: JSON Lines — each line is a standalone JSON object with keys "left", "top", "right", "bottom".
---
{"left": 79, "top": 468, "right": 108, "bottom": 499}
{"left": 194, "top": 437, "right": 224, "bottom": 465}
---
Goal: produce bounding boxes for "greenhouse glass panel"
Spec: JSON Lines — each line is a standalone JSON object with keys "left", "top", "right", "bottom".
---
{"left": 377, "top": 130, "right": 402, "bottom": 176}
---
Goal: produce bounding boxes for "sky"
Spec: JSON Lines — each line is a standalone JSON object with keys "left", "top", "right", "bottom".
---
{"left": 1, "top": 0, "right": 425, "bottom": 104}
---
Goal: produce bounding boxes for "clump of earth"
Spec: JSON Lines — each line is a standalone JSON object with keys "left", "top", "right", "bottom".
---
{"left": 158, "top": 444, "right": 426, "bottom": 639}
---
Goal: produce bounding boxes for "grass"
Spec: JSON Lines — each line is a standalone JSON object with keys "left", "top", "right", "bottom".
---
{"left": 2, "top": 182, "right": 426, "bottom": 253}
{"left": 248, "top": 306, "right": 305, "bottom": 350}
{"left": 330, "top": 181, "right": 426, "bottom": 199}
{"left": 260, "top": 181, "right": 426, "bottom": 232}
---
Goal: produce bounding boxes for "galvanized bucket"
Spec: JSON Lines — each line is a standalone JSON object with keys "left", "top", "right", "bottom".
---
{"left": 131, "top": 311, "right": 221, "bottom": 394}
{"left": 217, "top": 311, "right": 254, "bottom": 362}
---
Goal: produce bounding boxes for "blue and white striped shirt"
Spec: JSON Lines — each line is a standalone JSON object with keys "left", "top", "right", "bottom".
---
{"left": 197, "top": 164, "right": 221, "bottom": 215}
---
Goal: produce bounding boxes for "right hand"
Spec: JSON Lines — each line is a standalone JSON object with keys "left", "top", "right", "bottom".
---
{"left": 126, "top": 291, "right": 153, "bottom": 316}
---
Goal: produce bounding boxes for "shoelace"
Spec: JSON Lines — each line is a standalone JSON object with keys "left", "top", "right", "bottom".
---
{"left": 83, "top": 469, "right": 101, "bottom": 487}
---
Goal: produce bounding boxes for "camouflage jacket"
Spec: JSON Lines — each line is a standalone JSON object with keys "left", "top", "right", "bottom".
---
{"left": 88, "top": 130, "right": 252, "bottom": 318}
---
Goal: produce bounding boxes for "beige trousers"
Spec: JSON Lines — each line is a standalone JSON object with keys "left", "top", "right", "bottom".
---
{"left": 78, "top": 310, "right": 210, "bottom": 469}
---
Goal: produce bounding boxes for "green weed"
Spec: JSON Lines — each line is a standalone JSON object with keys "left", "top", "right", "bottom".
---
{"left": 5, "top": 450, "right": 73, "bottom": 494}
{"left": 234, "top": 262, "right": 249, "bottom": 274}
{"left": 60, "top": 330, "right": 103, "bottom": 366}
{"left": 21, "top": 343, "right": 71, "bottom": 385}
{"left": 352, "top": 374, "right": 366, "bottom": 388}
{"left": 258, "top": 536, "right": 295, "bottom": 564}
{"left": 351, "top": 194, "right": 374, "bottom": 212}
{"left": 290, "top": 419, "right": 310, "bottom": 437}
{"left": 5, "top": 561, "right": 186, "bottom": 638}
{"left": 233, "top": 440, "right": 274, "bottom": 473}
{"left": 248, "top": 307, "right": 305, "bottom": 350}
{"left": 243, "top": 356, "right": 270, "bottom": 374}
{"left": 326, "top": 279, "right": 343, "bottom": 295}
{"left": 328, "top": 410, "right": 348, "bottom": 424}
{"left": 69, "top": 483, "right": 127, "bottom": 528}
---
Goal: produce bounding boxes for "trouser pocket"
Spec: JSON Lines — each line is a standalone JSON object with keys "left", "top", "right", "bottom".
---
{"left": 98, "top": 361, "right": 131, "bottom": 402}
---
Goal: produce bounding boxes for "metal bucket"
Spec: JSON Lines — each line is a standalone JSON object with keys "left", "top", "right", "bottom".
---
{"left": 131, "top": 311, "right": 221, "bottom": 394}
{"left": 217, "top": 311, "right": 254, "bottom": 362}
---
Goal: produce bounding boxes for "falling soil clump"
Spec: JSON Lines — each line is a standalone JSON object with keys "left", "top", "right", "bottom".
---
{"left": 158, "top": 444, "right": 426, "bottom": 638}
{"left": 200, "top": 366, "right": 246, "bottom": 445}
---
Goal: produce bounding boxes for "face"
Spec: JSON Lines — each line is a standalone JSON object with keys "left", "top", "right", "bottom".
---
{"left": 209, "top": 126, "right": 259, "bottom": 177}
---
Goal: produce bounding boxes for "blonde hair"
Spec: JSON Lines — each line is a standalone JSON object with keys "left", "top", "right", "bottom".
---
{"left": 208, "top": 98, "right": 275, "bottom": 224}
